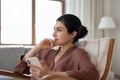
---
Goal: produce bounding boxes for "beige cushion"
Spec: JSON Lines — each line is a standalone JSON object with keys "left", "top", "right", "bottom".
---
{"left": 76, "top": 38, "right": 111, "bottom": 79}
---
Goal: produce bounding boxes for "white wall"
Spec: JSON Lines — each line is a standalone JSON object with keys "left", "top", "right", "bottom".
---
{"left": 103, "top": 0, "right": 120, "bottom": 73}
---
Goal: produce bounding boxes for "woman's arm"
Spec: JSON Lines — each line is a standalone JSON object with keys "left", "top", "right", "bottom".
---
{"left": 23, "top": 38, "right": 55, "bottom": 62}
{"left": 28, "top": 60, "right": 69, "bottom": 80}
{"left": 14, "top": 38, "right": 55, "bottom": 75}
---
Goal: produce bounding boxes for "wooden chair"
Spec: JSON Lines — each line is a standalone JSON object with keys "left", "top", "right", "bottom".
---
{"left": 0, "top": 69, "right": 30, "bottom": 80}
{"left": 76, "top": 38, "right": 115, "bottom": 80}
{"left": 0, "top": 38, "right": 115, "bottom": 80}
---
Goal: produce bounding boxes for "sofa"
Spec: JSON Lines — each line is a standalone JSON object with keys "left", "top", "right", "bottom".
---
{"left": 0, "top": 46, "right": 32, "bottom": 71}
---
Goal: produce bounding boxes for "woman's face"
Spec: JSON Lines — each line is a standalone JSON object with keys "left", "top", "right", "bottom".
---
{"left": 52, "top": 21, "right": 74, "bottom": 46}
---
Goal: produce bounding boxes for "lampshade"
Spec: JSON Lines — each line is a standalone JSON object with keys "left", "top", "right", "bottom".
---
{"left": 98, "top": 17, "right": 116, "bottom": 29}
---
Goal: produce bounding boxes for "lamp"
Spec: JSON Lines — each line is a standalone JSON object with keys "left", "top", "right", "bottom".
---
{"left": 98, "top": 17, "right": 116, "bottom": 37}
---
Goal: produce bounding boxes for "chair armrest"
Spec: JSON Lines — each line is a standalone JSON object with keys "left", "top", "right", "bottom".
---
{"left": 0, "top": 69, "right": 76, "bottom": 80}
{"left": 41, "top": 75, "right": 77, "bottom": 80}
{"left": 0, "top": 69, "right": 30, "bottom": 80}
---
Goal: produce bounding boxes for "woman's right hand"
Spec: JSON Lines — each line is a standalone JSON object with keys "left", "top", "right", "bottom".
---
{"left": 23, "top": 38, "right": 55, "bottom": 62}
{"left": 37, "top": 38, "right": 55, "bottom": 50}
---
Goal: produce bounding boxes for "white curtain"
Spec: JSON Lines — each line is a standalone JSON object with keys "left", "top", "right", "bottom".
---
{"left": 65, "top": 0, "right": 104, "bottom": 39}
{"left": 81, "top": 0, "right": 104, "bottom": 39}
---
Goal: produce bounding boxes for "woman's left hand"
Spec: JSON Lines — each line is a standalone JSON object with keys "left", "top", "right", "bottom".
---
{"left": 28, "top": 60, "right": 51, "bottom": 80}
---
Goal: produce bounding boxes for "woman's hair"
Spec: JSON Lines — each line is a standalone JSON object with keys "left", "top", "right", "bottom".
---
{"left": 56, "top": 14, "right": 88, "bottom": 42}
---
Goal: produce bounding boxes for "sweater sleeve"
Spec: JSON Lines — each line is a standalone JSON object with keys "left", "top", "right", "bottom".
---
{"left": 66, "top": 51, "right": 100, "bottom": 80}
{"left": 13, "top": 55, "right": 30, "bottom": 75}
{"left": 13, "top": 49, "right": 51, "bottom": 75}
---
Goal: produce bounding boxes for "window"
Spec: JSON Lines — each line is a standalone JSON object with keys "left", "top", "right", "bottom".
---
{"left": 1, "top": 0, "right": 32, "bottom": 44}
{"left": 0, "top": 0, "right": 63, "bottom": 45}
{"left": 35, "top": 0, "right": 62, "bottom": 43}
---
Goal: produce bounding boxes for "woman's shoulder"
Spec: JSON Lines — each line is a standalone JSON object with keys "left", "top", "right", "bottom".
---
{"left": 72, "top": 46, "right": 88, "bottom": 56}
{"left": 69, "top": 46, "right": 90, "bottom": 61}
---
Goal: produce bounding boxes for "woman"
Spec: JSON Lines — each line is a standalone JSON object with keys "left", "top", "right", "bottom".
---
{"left": 14, "top": 14, "right": 99, "bottom": 80}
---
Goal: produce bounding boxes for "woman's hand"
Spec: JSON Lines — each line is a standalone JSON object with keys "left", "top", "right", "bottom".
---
{"left": 23, "top": 38, "right": 55, "bottom": 62}
{"left": 37, "top": 38, "right": 55, "bottom": 50}
{"left": 28, "top": 60, "right": 52, "bottom": 80}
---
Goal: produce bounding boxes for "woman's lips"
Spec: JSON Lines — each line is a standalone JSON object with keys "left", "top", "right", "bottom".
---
{"left": 54, "top": 39, "right": 58, "bottom": 44}
{"left": 54, "top": 39, "right": 58, "bottom": 41}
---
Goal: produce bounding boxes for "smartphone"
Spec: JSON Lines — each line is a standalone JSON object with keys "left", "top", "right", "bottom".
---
{"left": 26, "top": 57, "right": 42, "bottom": 68}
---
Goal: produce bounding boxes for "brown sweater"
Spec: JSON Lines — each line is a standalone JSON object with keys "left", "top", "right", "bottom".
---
{"left": 14, "top": 46, "right": 99, "bottom": 80}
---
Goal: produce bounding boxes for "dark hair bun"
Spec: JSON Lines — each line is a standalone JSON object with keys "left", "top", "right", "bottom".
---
{"left": 79, "top": 26, "right": 88, "bottom": 38}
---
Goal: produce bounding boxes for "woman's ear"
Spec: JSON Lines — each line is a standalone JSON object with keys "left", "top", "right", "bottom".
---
{"left": 71, "top": 31, "right": 77, "bottom": 38}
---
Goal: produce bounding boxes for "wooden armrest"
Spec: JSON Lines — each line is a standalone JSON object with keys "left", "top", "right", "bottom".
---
{"left": 0, "top": 69, "right": 76, "bottom": 80}
{"left": 41, "top": 75, "right": 77, "bottom": 80}
{"left": 0, "top": 69, "right": 30, "bottom": 80}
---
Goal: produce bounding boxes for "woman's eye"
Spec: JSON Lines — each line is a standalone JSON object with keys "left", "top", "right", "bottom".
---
{"left": 57, "top": 29, "right": 62, "bottom": 32}
{"left": 54, "top": 27, "right": 62, "bottom": 32}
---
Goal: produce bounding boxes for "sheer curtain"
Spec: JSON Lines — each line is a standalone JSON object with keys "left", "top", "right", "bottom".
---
{"left": 81, "top": 0, "right": 104, "bottom": 39}
{"left": 65, "top": 0, "right": 82, "bottom": 19}
{"left": 65, "top": 0, "right": 103, "bottom": 39}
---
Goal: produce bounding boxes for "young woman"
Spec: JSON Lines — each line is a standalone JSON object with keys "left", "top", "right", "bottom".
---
{"left": 14, "top": 14, "right": 99, "bottom": 80}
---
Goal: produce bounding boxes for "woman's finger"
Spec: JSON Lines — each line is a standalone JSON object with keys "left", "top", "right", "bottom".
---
{"left": 48, "top": 39, "right": 55, "bottom": 48}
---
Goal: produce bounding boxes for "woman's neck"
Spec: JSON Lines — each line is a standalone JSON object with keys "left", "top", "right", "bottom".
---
{"left": 59, "top": 42, "right": 75, "bottom": 54}
{"left": 54, "top": 43, "right": 75, "bottom": 63}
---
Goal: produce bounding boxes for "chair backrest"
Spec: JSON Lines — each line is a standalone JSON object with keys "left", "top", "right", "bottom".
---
{"left": 76, "top": 38, "right": 115, "bottom": 80}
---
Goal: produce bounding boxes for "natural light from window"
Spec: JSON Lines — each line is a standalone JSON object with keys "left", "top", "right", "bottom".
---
{"left": 1, "top": 0, "right": 32, "bottom": 44}
{"left": 1, "top": 0, "right": 62, "bottom": 44}
{"left": 35, "top": 0, "right": 62, "bottom": 44}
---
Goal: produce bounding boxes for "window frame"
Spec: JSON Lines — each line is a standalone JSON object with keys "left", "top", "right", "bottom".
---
{"left": 0, "top": 0, "right": 64, "bottom": 45}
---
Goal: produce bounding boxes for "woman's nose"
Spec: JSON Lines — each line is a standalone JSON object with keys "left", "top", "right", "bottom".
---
{"left": 52, "top": 31, "right": 56, "bottom": 37}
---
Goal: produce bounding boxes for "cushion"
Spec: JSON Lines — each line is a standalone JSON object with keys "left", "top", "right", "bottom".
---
{"left": 76, "top": 38, "right": 110, "bottom": 79}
